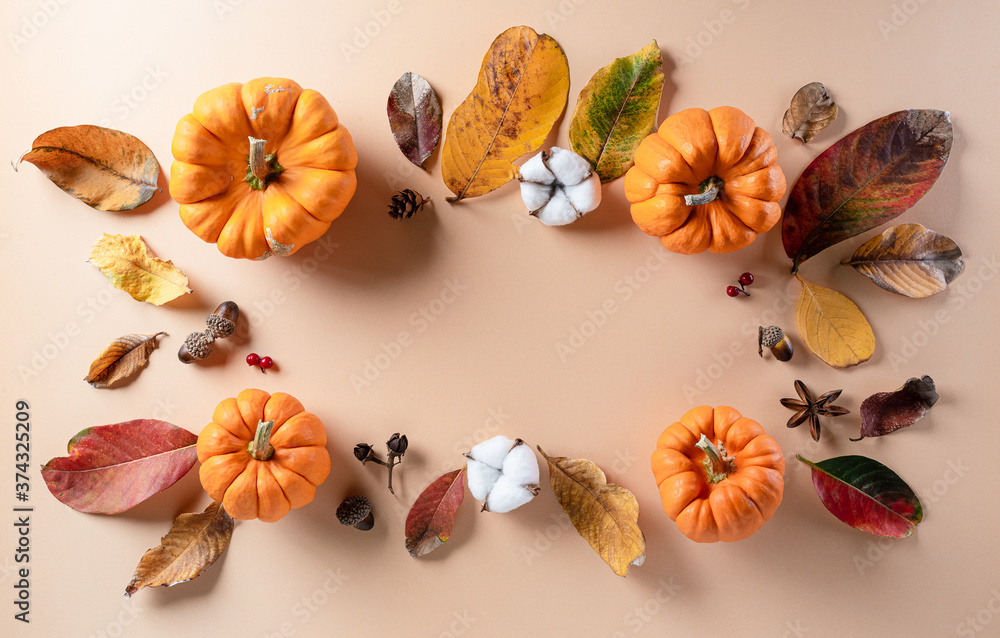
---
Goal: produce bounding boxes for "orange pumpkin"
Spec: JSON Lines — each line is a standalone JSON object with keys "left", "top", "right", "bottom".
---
{"left": 170, "top": 77, "right": 357, "bottom": 260}
{"left": 197, "top": 389, "right": 331, "bottom": 522}
{"left": 650, "top": 405, "right": 784, "bottom": 542}
{"left": 623, "top": 106, "right": 786, "bottom": 254}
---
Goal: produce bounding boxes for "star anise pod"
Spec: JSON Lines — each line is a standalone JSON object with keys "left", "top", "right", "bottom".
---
{"left": 780, "top": 379, "right": 850, "bottom": 441}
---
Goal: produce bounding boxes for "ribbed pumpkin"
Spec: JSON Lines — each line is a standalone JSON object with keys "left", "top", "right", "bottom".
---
{"left": 197, "top": 389, "right": 331, "bottom": 522}
{"left": 650, "top": 405, "right": 784, "bottom": 543}
{"left": 623, "top": 106, "right": 786, "bottom": 254}
{"left": 170, "top": 77, "right": 357, "bottom": 260}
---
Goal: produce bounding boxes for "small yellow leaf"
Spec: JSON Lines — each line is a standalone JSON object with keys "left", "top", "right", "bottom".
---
{"left": 84, "top": 332, "right": 166, "bottom": 388}
{"left": 795, "top": 275, "right": 875, "bottom": 368}
{"left": 124, "top": 501, "right": 234, "bottom": 598}
{"left": 88, "top": 234, "right": 192, "bottom": 305}
{"left": 441, "top": 26, "right": 570, "bottom": 202}
{"left": 537, "top": 447, "right": 645, "bottom": 577}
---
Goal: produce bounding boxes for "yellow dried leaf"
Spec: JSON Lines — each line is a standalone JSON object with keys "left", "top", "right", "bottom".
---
{"left": 795, "top": 275, "right": 875, "bottom": 368}
{"left": 88, "top": 234, "right": 192, "bottom": 305}
{"left": 441, "top": 26, "right": 570, "bottom": 202}
{"left": 84, "top": 332, "right": 166, "bottom": 388}
{"left": 124, "top": 501, "right": 234, "bottom": 598}
{"left": 537, "top": 447, "right": 645, "bottom": 577}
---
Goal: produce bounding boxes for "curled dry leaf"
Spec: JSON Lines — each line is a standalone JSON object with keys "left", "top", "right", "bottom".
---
{"left": 852, "top": 375, "right": 938, "bottom": 441}
{"left": 84, "top": 332, "right": 166, "bottom": 388}
{"left": 125, "top": 501, "right": 234, "bottom": 598}
{"left": 387, "top": 72, "right": 442, "bottom": 169}
{"left": 405, "top": 468, "right": 466, "bottom": 557}
{"left": 783, "top": 109, "right": 953, "bottom": 273}
{"left": 41, "top": 419, "right": 197, "bottom": 514}
{"left": 795, "top": 275, "right": 874, "bottom": 368}
{"left": 568, "top": 40, "right": 664, "bottom": 183}
{"left": 441, "top": 25, "right": 569, "bottom": 202}
{"left": 89, "top": 234, "right": 192, "bottom": 305}
{"left": 842, "top": 223, "right": 964, "bottom": 297}
{"left": 782, "top": 82, "right": 838, "bottom": 143}
{"left": 537, "top": 447, "right": 645, "bottom": 577}
{"left": 797, "top": 454, "right": 922, "bottom": 538}
{"left": 14, "top": 125, "right": 160, "bottom": 211}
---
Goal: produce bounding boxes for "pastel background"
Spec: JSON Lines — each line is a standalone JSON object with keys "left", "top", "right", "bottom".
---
{"left": 2, "top": 0, "right": 997, "bottom": 636}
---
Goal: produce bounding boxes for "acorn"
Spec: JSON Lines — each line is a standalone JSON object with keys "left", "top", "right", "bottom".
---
{"left": 759, "top": 326, "right": 793, "bottom": 361}
{"left": 336, "top": 495, "right": 374, "bottom": 531}
{"left": 178, "top": 301, "right": 241, "bottom": 364}
{"left": 178, "top": 331, "right": 214, "bottom": 363}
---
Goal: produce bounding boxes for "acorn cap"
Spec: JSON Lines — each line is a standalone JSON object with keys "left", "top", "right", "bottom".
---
{"left": 336, "top": 495, "right": 374, "bottom": 530}
{"left": 205, "top": 314, "right": 236, "bottom": 339}
{"left": 759, "top": 326, "right": 783, "bottom": 356}
{"left": 178, "top": 331, "right": 213, "bottom": 363}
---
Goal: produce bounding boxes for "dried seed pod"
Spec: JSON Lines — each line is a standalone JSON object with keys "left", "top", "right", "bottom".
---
{"left": 759, "top": 326, "right": 793, "bottom": 361}
{"left": 336, "top": 495, "right": 374, "bottom": 530}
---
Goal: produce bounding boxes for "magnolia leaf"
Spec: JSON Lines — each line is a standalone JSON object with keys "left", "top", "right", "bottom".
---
{"left": 842, "top": 223, "right": 964, "bottom": 297}
{"left": 41, "top": 420, "right": 198, "bottom": 514}
{"left": 569, "top": 40, "right": 664, "bottom": 183}
{"left": 387, "top": 72, "right": 442, "bottom": 169}
{"left": 89, "top": 234, "right": 192, "bottom": 305}
{"left": 405, "top": 468, "right": 466, "bottom": 557}
{"left": 782, "top": 82, "right": 838, "bottom": 143}
{"left": 84, "top": 332, "right": 166, "bottom": 388}
{"left": 14, "top": 125, "right": 160, "bottom": 211}
{"left": 795, "top": 275, "right": 874, "bottom": 368}
{"left": 441, "top": 25, "right": 569, "bottom": 202}
{"left": 852, "top": 376, "right": 938, "bottom": 441}
{"left": 797, "top": 455, "right": 922, "bottom": 538}
{"left": 783, "top": 109, "right": 953, "bottom": 273}
{"left": 537, "top": 447, "right": 645, "bottom": 577}
{"left": 125, "top": 501, "right": 234, "bottom": 597}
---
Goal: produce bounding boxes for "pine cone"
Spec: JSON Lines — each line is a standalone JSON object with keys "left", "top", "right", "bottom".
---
{"left": 387, "top": 189, "right": 428, "bottom": 220}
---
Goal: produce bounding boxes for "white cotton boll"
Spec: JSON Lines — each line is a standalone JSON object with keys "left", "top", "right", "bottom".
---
{"left": 466, "top": 459, "right": 501, "bottom": 501}
{"left": 485, "top": 474, "right": 537, "bottom": 513}
{"left": 467, "top": 435, "right": 515, "bottom": 470}
{"left": 534, "top": 188, "right": 579, "bottom": 226}
{"left": 563, "top": 173, "right": 602, "bottom": 214}
{"left": 501, "top": 443, "right": 539, "bottom": 486}
{"left": 520, "top": 181, "right": 554, "bottom": 212}
{"left": 518, "top": 152, "right": 556, "bottom": 184}
{"left": 546, "top": 146, "right": 592, "bottom": 186}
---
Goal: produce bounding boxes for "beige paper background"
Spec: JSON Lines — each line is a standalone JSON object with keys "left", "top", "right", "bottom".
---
{"left": 2, "top": 0, "right": 998, "bottom": 636}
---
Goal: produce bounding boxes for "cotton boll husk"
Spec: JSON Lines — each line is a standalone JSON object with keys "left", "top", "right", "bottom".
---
{"left": 534, "top": 188, "right": 578, "bottom": 226}
{"left": 518, "top": 152, "right": 556, "bottom": 184}
{"left": 546, "top": 147, "right": 592, "bottom": 185}
{"left": 485, "top": 474, "right": 537, "bottom": 513}
{"left": 467, "top": 435, "right": 515, "bottom": 470}
{"left": 466, "top": 460, "right": 501, "bottom": 501}
{"left": 501, "top": 443, "right": 539, "bottom": 486}
{"left": 520, "top": 181, "right": 554, "bottom": 212}
{"left": 563, "top": 173, "right": 602, "bottom": 214}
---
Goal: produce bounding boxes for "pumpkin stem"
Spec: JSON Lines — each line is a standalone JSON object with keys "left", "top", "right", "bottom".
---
{"left": 695, "top": 434, "right": 736, "bottom": 484}
{"left": 246, "top": 137, "right": 284, "bottom": 191}
{"left": 248, "top": 419, "right": 275, "bottom": 461}
{"left": 684, "top": 177, "right": 724, "bottom": 206}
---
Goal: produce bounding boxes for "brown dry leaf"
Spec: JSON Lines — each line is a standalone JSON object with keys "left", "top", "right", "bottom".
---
{"left": 14, "top": 125, "right": 160, "bottom": 211}
{"left": 441, "top": 26, "right": 570, "bottom": 202}
{"left": 84, "top": 332, "right": 166, "bottom": 388}
{"left": 842, "top": 223, "right": 964, "bottom": 298}
{"left": 782, "top": 82, "right": 838, "bottom": 143}
{"left": 537, "top": 446, "right": 645, "bottom": 577}
{"left": 124, "top": 501, "right": 234, "bottom": 598}
{"left": 89, "top": 234, "right": 192, "bottom": 305}
{"left": 795, "top": 275, "right": 875, "bottom": 368}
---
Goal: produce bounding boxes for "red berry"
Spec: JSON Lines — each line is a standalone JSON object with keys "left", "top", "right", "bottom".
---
{"left": 739, "top": 272, "right": 754, "bottom": 286}
{"left": 726, "top": 286, "right": 740, "bottom": 297}
{"left": 259, "top": 356, "right": 274, "bottom": 370}
{"left": 246, "top": 353, "right": 260, "bottom": 366}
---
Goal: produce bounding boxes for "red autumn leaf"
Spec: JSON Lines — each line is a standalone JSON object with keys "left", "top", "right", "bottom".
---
{"left": 852, "top": 375, "right": 939, "bottom": 441}
{"left": 797, "top": 454, "right": 922, "bottom": 538}
{"left": 405, "top": 468, "right": 466, "bottom": 557}
{"left": 42, "top": 419, "right": 198, "bottom": 514}
{"left": 782, "top": 109, "right": 952, "bottom": 273}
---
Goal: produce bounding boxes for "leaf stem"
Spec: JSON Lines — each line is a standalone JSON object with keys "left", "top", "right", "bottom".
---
{"left": 248, "top": 419, "right": 275, "bottom": 461}
{"left": 695, "top": 434, "right": 735, "bottom": 484}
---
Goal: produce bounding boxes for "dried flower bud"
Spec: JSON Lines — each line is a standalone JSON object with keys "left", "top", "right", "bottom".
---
{"left": 354, "top": 443, "right": 375, "bottom": 463}
{"left": 387, "top": 433, "right": 408, "bottom": 456}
